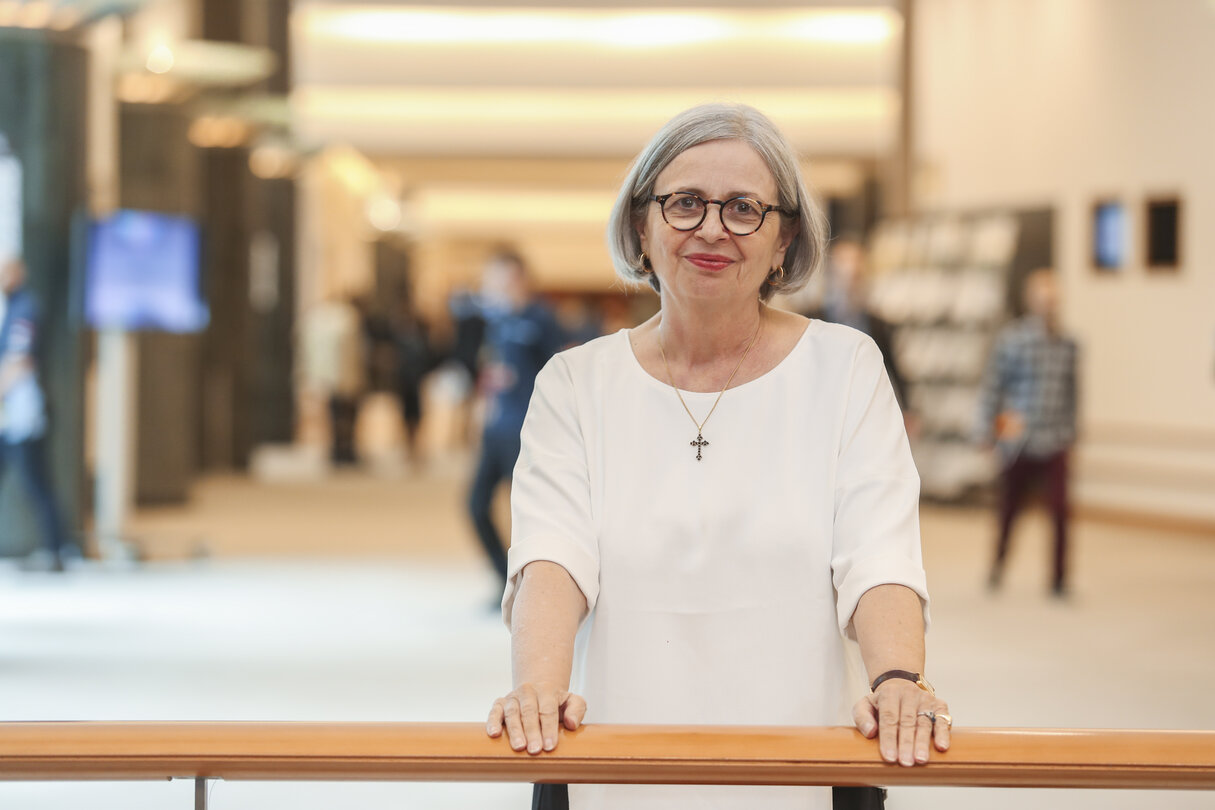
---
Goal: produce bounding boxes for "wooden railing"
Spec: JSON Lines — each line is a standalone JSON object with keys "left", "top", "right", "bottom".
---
{"left": 3, "top": 722, "right": 1214, "bottom": 791}
{"left": 3, "top": 720, "right": 1215, "bottom": 810}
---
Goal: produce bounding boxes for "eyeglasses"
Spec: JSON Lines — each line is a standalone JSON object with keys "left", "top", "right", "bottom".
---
{"left": 650, "top": 191, "right": 789, "bottom": 236}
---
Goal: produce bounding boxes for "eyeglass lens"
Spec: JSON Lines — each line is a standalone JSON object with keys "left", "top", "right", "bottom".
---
{"left": 661, "top": 192, "right": 766, "bottom": 235}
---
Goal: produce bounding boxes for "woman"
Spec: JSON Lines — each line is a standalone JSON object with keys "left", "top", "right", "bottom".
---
{"left": 486, "top": 104, "right": 950, "bottom": 809}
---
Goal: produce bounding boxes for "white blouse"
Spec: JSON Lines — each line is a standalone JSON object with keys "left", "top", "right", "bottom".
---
{"left": 503, "top": 321, "right": 929, "bottom": 810}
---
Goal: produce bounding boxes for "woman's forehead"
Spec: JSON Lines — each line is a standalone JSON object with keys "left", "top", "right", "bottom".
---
{"left": 656, "top": 139, "right": 777, "bottom": 198}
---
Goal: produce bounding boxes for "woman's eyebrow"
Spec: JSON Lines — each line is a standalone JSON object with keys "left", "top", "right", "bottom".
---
{"left": 667, "top": 187, "right": 766, "bottom": 199}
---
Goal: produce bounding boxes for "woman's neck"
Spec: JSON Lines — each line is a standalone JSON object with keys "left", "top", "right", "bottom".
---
{"left": 657, "top": 296, "right": 765, "bottom": 367}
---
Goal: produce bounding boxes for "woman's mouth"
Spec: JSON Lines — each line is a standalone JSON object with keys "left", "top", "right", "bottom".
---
{"left": 685, "top": 254, "right": 734, "bottom": 272}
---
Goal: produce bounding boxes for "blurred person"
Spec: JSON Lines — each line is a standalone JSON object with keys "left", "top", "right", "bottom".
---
{"left": 467, "top": 250, "right": 563, "bottom": 592}
{"left": 442, "top": 287, "right": 488, "bottom": 446}
{"left": 975, "top": 268, "right": 1078, "bottom": 597}
{"left": 389, "top": 302, "right": 434, "bottom": 466}
{"left": 486, "top": 104, "right": 949, "bottom": 810}
{"left": 448, "top": 286, "right": 487, "bottom": 384}
{"left": 0, "top": 257, "right": 77, "bottom": 571}
{"left": 554, "top": 296, "right": 604, "bottom": 349}
{"left": 300, "top": 292, "right": 367, "bottom": 467}
{"left": 814, "top": 235, "right": 910, "bottom": 414}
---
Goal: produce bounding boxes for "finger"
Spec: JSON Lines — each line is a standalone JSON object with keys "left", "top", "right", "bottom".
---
{"left": 501, "top": 696, "right": 526, "bottom": 751}
{"left": 537, "top": 691, "right": 560, "bottom": 752}
{"left": 518, "top": 687, "right": 544, "bottom": 754}
{"left": 934, "top": 705, "right": 952, "bottom": 752}
{"left": 852, "top": 694, "right": 878, "bottom": 739}
{"left": 913, "top": 705, "right": 934, "bottom": 765}
{"left": 486, "top": 699, "right": 505, "bottom": 737}
{"left": 562, "top": 693, "right": 587, "bottom": 730}
{"left": 877, "top": 693, "right": 901, "bottom": 764}
{"left": 898, "top": 696, "right": 922, "bottom": 767}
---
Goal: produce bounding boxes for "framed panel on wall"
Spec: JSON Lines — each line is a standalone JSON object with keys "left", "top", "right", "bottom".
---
{"left": 1145, "top": 196, "right": 1181, "bottom": 272}
{"left": 1091, "top": 198, "right": 1127, "bottom": 273}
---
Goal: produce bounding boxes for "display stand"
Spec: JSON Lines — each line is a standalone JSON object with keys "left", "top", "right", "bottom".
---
{"left": 869, "top": 214, "right": 1020, "bottom": 499}
{"left": 93, "top": 327, "right": 138, "bottom": 562}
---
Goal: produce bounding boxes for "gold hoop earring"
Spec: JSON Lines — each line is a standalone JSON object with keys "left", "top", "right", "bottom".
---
{"left": 768, "top": 265, "right": 786, "bottom": 286}
{"left": 639, "top": 252, "right": 653, "bottom": 274}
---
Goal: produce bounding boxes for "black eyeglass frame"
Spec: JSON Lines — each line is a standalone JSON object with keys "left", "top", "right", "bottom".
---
{"left": 649, "top": 191, "right": 790, "bottom": 236}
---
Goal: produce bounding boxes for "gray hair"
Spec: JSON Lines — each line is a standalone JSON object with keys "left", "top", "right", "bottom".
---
{"left": 606, "top": 103, "right": 828, "bottom": 302}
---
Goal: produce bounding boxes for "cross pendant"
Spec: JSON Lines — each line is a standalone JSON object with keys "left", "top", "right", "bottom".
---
{"left": 690, "top": 432, "right": 709, "bottom": 461}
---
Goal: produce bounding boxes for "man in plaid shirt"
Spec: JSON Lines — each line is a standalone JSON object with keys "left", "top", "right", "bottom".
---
{"left": 975, "top": 269, "right": 1078, "bottom": 596}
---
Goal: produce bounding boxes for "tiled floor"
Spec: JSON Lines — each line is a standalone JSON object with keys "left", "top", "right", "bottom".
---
{"left": 1, "top": 467, "right": 1213, "bottom": 809}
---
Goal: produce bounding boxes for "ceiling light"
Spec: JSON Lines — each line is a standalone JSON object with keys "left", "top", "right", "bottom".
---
{"left": 249, "top": 144, "right": 298, "bottom": 180}
{"left": 367, "top": 196, "right": 403, "bottom": 232}
{"left": 146, "top": 44, "right": 175, "bottom": 74}
{"left": 785, "top": 12, "right": 898, "bottom": 44}
{"left": 301, "top": 7, "right": 897, "bottom": 48}
{"left": 596, "top": 14, "right": 730, "bottom": 48}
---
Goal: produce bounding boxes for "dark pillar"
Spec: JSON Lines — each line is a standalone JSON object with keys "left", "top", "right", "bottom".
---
{"left": 118, "top": 103, "right": 203, "bottom": 503}
{"left": 195, "top": 0, "right": 296, "bottom": 469}
{"left": 0, "top": 30, "right": 89, "bottom": 554}
{"left": 247, "top": 0, "right": 297, "bottom": 448}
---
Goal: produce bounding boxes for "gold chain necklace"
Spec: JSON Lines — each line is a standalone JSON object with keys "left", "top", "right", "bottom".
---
{"left": 658, "top": 314, "right": 763, "bottom": 461}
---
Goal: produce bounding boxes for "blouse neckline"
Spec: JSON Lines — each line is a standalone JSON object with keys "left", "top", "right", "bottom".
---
{"left": 621, "top": 319, "right": 815, "bottom": 398}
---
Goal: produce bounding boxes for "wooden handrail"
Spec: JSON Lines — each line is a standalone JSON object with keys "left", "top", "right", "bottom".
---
{"left": 1, "top": 722, "right": 1213, "bottom": 790}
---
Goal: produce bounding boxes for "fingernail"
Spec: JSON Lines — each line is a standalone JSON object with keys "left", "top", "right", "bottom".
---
{"left": 544, "top": 737, "right": 555, "bottom": 751}
{"left": 528, "top": 742, "right": 540, "bottom": 754}
{"left": 511, "top": 737, "right": 523, "bottom": 750}
{"left": 901, "top": 753, "right": 913, "bottom": 767}
{"left": 916, "top": 753, "right": 928, "bottom": 763}
{"left": 882, "top": 747, "right": 894, "bottom": 761}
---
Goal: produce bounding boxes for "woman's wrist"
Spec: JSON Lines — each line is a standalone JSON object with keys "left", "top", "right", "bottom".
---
{"left": 870, "top": 669, "right": 934, "bottom": 695}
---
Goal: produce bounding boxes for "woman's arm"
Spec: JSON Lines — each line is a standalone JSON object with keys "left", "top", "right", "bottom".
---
{"left": 487, "top": 561, "right": 588, "bottom": 754}
{"left": 851, "top": 584, "right": 950, "bottom": 766}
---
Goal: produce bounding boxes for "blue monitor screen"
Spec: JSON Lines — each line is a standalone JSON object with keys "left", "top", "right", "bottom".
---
{"left": 85, "top": 210, "right": 208, "bottom": 333}
{"left": 1092, "top": 202, "right": 1125, "bottom": 271}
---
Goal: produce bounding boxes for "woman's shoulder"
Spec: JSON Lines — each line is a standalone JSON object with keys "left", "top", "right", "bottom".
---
{"left": 797, "top": 316, "right": 883, "bottom": 363}
{"left": 543, "top": 329, "right": 631, "bottom": 381}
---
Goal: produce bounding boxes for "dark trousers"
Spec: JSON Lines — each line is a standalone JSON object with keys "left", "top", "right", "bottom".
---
{"left": 994, "top": 449, "right": 1070, "bottom": 589}
{"left": 531, "top": 785, "right": 885, "bottom": 808}
{"left": 0, "top": 437, "right": 70, "bottom": 554}
{"left": 328, "top": 395, "right": 360, "bottom": 465}
{"left": 468, "top": 429, "right": 521, "bottom": 583}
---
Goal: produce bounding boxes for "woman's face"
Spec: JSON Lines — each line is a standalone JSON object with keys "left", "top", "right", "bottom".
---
{"left": 637, "top": 139, "right": 795, "bottom": 308}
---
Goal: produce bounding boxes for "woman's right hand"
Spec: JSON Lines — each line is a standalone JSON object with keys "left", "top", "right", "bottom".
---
{"left": 486, "top": 682, "right": 587, "bottom": 754}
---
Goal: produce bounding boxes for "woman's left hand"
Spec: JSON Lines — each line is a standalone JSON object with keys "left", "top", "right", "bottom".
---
{"left": 852, "top": 680, "right": 951, "bottom": 766}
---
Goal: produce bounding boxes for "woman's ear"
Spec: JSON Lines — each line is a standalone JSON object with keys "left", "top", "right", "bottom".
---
{"left": 778, "top": 220, "right": 799, "bottom": 253}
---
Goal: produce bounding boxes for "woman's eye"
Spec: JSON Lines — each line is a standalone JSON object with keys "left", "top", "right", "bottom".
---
{"left": 729, "top": 199, "right": 757, "bottom": 215}
{"left": 674, "top": 195, "right": 702, "bottom": 210}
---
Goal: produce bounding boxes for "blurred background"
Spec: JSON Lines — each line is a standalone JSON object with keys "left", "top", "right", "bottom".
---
{"left": 1, "top": 1, "right": 1214, "bottom": 808}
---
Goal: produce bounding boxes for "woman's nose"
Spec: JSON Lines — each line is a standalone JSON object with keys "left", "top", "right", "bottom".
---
{"left": 695, "top": 205, "right": 730, "bottom": 241}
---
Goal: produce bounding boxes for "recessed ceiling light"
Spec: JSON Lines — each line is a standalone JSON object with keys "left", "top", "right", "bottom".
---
{"left": 301, "top": 8, "right": 897, "bottom": 48}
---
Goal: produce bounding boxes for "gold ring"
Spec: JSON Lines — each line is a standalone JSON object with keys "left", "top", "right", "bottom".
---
{"left": 936, "top": 712, "right": 953, "bottom": 727}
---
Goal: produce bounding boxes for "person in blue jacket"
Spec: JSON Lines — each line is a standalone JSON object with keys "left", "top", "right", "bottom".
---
{"left": 467, "top": 249, "right": 564, "bottom": 591}
{"left": 0, "top": 257, "right": 75, "bottom": 571}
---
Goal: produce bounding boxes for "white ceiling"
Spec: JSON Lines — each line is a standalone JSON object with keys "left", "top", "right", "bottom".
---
{"left": 290, "top": 3, "right": 903, "bottom": 159}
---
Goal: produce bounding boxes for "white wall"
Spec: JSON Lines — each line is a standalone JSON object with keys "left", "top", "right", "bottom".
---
{"left": 914, "top": 0, "right": 1215, "bottom": 521}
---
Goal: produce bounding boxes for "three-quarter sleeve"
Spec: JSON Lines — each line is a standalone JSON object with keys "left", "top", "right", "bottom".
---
{"left": 831, "top": 337, "right": 930, "bottom": 639}
{"left": 501, "top": 355, "right": 600, "bottom": 628}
